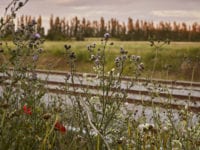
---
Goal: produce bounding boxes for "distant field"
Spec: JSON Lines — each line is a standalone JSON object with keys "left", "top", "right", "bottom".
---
{"left": 2, "top": 40, "right": 200, "bottom": 81}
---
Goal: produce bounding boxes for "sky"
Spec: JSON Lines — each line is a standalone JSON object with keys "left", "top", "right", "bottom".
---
{"left": 0, "top": 0, "right": 200, "bottom": 30}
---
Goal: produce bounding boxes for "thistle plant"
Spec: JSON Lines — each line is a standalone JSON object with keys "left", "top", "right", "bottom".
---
{"left": 61, "top": 33, "right": 146, "bottom": 149}
{"left": 0, "top": 1, "right": 56, "bottom": 149}
{"left": 0, "top": 1, "right": 199, "bottom": 150}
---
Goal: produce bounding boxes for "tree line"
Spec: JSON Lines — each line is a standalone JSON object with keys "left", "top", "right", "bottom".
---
{"left": 3, "top": 15, "right": 200, "bottom": 41}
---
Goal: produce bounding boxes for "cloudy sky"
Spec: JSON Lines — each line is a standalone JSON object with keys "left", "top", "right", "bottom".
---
{"left": 0, "top": 0, "right": 200, "bottom": 30}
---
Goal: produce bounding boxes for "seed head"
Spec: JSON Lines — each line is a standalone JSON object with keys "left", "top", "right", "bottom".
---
{"left": 138, "top": 63, "right": 144, "bottom": 71}
{"left": 64, "top": 44, "right": 71, "bottom": 50}
{"left": 69, "top": 52, "right": 76, "bottom": 59}
{"left": 18, "top": 2, "right": 23, "bottom": 7}
{"left": 120, "top": 47, "right": 128, "bottom": 54}
{"left": 90, "top": 54, "right": 96, "bottom": 61}
{"left": 42, "top": 113, "right": 51, "bottom": 120}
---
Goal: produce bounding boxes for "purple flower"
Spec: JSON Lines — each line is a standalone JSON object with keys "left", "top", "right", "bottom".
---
{"left": 34, "top": 33, "right": 41, "bottom": 39}
{"left": 104, "top": 33, "right": 110, "bottom": 40}
{"left": 33, "top": 54, "right": 39, "bottom": 61}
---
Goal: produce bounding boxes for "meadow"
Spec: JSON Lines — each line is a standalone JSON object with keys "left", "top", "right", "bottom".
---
{"left": 0, "top": 1, "right": 200, "bottom": 149}
{"left": 37, "top": 40, "right": 200, "bottom": 81}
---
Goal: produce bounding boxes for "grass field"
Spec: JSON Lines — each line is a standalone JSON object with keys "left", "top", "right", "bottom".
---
{"left": 2, "top": 40, "right": 200, "bottom": 81}
{"left": 36, "top": 40, "right": 200, "bottom": 81}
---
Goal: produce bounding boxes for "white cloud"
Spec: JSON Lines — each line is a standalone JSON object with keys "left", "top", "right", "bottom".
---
{"left": 151, "top": 10, "right": 200, "bottom": 19}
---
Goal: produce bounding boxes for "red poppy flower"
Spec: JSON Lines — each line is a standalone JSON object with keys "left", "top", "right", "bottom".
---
{"left": 55, "top": 121, "right": 66, "bottom": 133}
{"left": 23, "top": 105, "right": 32, "bottom": 115}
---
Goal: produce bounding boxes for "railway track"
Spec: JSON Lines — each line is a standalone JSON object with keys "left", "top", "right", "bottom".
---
{"left": 35, "top": 69, "right": 200, "bottom": 87}
{"left": 1, "top": 69, "right": 200, "bottom": 113}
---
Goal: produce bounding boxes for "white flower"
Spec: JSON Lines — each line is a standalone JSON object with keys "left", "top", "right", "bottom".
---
{"left": 138, "top": 123, "right": 155, "bottom": 132}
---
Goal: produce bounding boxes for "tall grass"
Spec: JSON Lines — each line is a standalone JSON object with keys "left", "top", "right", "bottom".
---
{"left": 36, "top": 41, "right": 200, "bottom": 81}
{"left": 0, "top": 1, "right": 200, "bottom": 149}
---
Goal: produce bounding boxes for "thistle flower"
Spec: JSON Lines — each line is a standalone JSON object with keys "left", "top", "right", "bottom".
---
{"left": 138, "top": 123, "right": 155, "bottom": 132}
{"left": 34, "top": 33, "right": 41, "bottom": 39}
{"left": 90, "top": 54, "right": 96, "bottom": 61}
{"left": 115, "top": 57, "right": 121, "bottom": 64}
{"left": 110, "top": 42, "right": 114, "bottom": 45}
{"left": 18, "top": 2, "right": 23, "bottom": 7}
{"left": 69, "top": 52, "right": 76, "bottom": 59}
{"left": 38, "top": 48, "right": 43, "bottom": 53}
{"left": 138, "top": 63, "right": 144, "bottom": 71}
{"left": 104, "top": 33, "right": 110, "bottom": 40}
{"left": 64, "top": 44, "right": 71, "bottom": 50}
{"left": 120, "top": 47, "right": 128, "bottom": 54}
{"left": 87, "top": 45, "right": 91, "bottom": 51}
{"left": 136, "top": 56, "right": 141, "bottom": 62}
{"left": 115, "top": 56, "right": 121, "bottom": 67}
{"left": 33, "top": 54, "right": 39, "bottom": 61}
{"left": 95, "top": 58, "right": 100, "bottom": 65}
{"left": 92, "top": 43, "right": 96, "bottom": 48}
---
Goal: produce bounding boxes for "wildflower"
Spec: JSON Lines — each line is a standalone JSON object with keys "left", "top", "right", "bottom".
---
{"left": 42, "top": 113, "right": 51, "bottom": 120}
{"left": 150, "top": 40, "right": 154, "bottom": 47}
{"left": 18, "top": 2, "right": 23, "bottom": 7}
{"left": 162, "top": 126, "right": 168, "bottom": 131}
{"left": 90, "top": 54, "right": 96, "bottom": 61}
{"left": 64, "top": 44, "right": 71, "bottom": 50}
{"left": 124, "top": 102, "right": 129, "bottom": 107}
{"left": 115, "top": 57, "right": 121, "bottom": 67}
{"left": 87, "top": 45, "right": 91, "bottom": 51}
{"left": 138, "top": 63, "right": 144, "bottom": 71}
{"left": 110, "top": 42, "right": 114, "bottom": 45}
{"left": 115, "top": 57, "right": 121, "bottom": 64}
{"left": 69, "top": 52, "right": 76, "bottom": 59}
{"left": 122, "top": 55, "right": 127, "bottom": 61}
{"left": 92, "top": 43, "right": 96, "bottom": 48}
{"left": 120, "top": 47, "right": 128, "bottom": 54}
{"left": 38, "top": 48, "right": 43, "bottom": 53}
{"left": 138, "top": 123, "right": 155, "bottom": 132}
{"left": 34, "top": 33, "right": 41, "bottom": 39}
{"left": 33, "top": 54, "right": 39, "bottom": 61}
{"left": 136, "top": 56, "right": 141, "bottom": 62}
{"left": 55, "top": 121, "right": 66, "bottom": 133}
{"left": 95, "top": 58, "right": 100, "bottom": 65}
{"left": 104, "top": 33, "right": 110, "bottom": 40}
{"left": 23, "top": 105, "right": 32, "bottom": 115}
